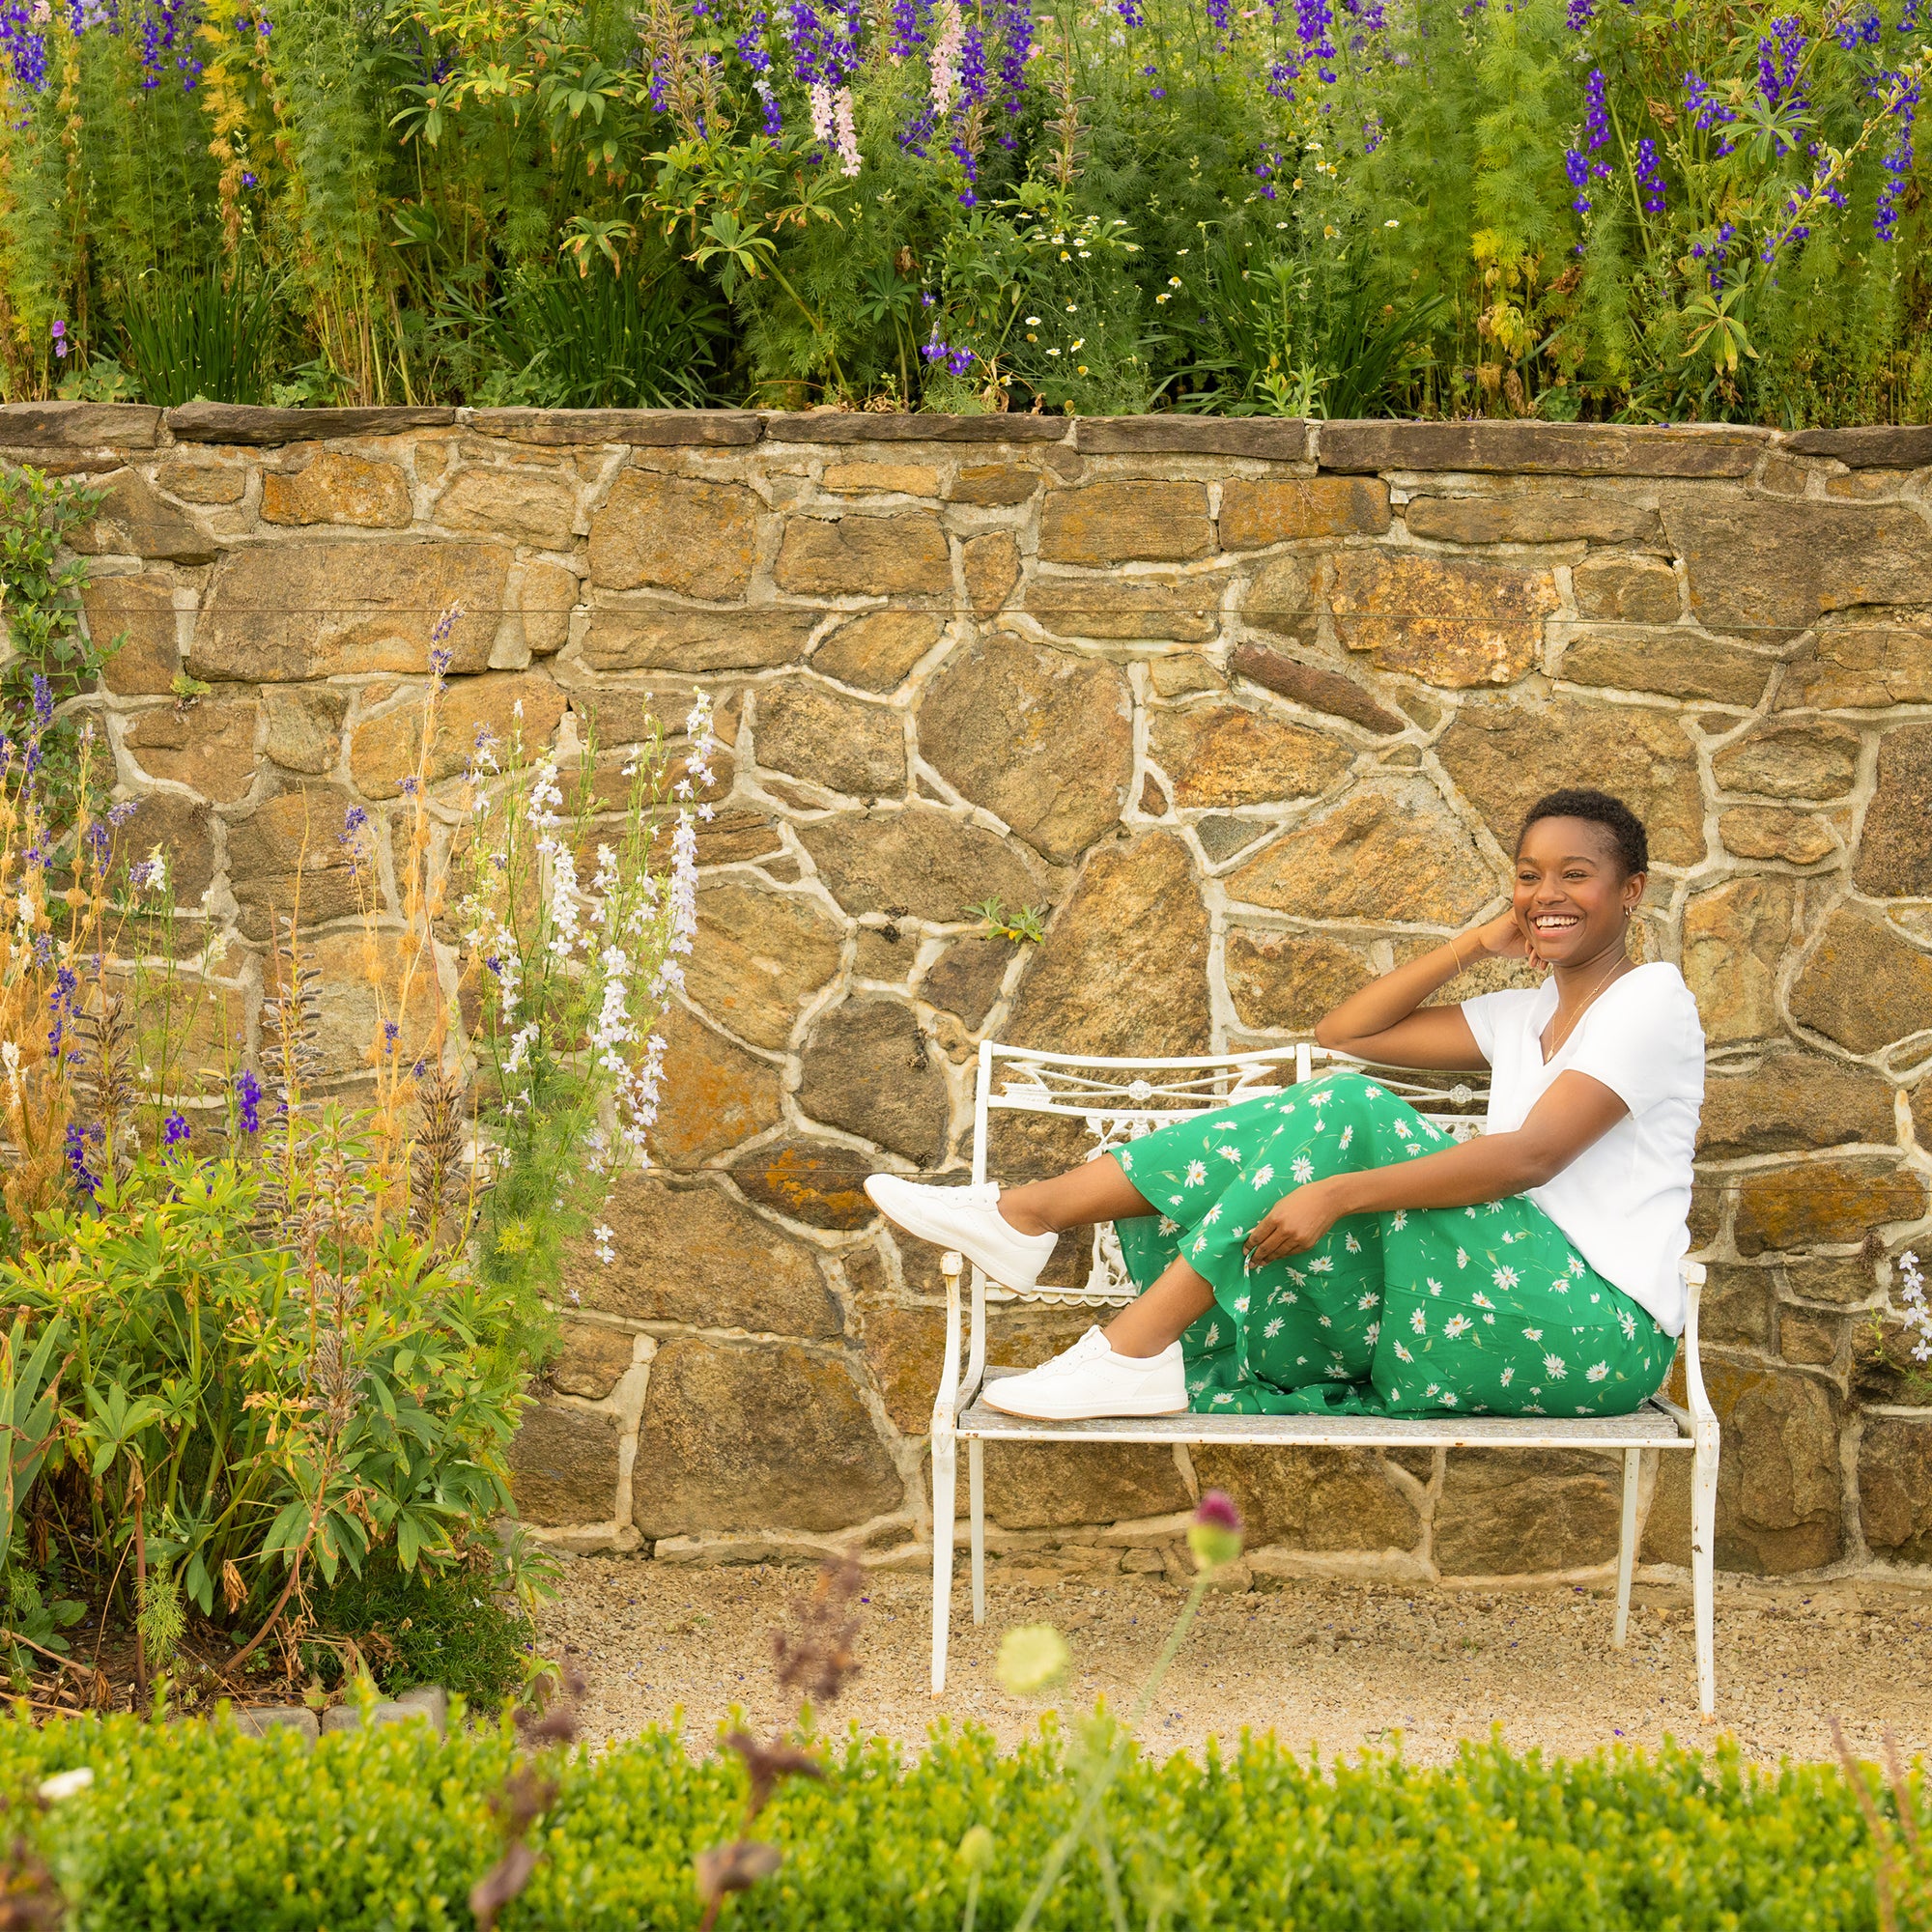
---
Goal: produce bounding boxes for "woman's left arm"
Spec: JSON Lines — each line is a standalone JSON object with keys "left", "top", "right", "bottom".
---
{"left": 1242, "top": 1072, "right": 1630, "bottom": 1266}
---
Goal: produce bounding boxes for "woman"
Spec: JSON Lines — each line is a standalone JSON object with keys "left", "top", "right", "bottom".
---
{"left": 865, "top": 788, "right": 1705, "bottom": 1422}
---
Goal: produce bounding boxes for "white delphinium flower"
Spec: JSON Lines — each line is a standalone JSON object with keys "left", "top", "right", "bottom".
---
{"left": 593, "top": 1223, "right": 616, "bottom": 1264}
{"left": 833, "top": 85, "right": 861, "bottom": 176}
{"left": 929, "top": 0, "right": 964, "bottom": 116}
{"left": 1898, "top": 1250, "right": 1931, "bottom": 1362}
{"left": 809, "top": 76, "right": 837, "bottom": 145}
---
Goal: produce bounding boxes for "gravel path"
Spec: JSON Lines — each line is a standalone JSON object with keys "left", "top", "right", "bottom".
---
{"left": 536, "top": 1558, "right": 1931, "bottom": 1768}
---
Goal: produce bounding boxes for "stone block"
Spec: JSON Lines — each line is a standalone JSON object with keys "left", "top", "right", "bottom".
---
{"left": 1434, "top": 1449, "right": 1623, "bottom": 1575}
{"left": 262, "top": 453, "right": 412, "bottom": 529}
{"left": 860, "top": 1302, "right": 947, "bottom": 1432}
{"left": 1190, "top": 1445, "right": 1421, "bottom": 1551}
{"left": 1660, "top": 491, "right": 1932, "bottom": 637}
{"left": 226, "top": 781, "right": 364, "bottom": 938}
{"left": 507, "top": 1401, "right": 624, "bottom": 1523}
{"left": 194, "top": 540, "right": 511, "bottom": 681}
{"left": 822, "top": 460, "right": 940, "bottom": 496}
{"left": 1698, "top": 1266, "right": 1775, "bottom": 1348}
{"left": 921, "top": 938, "right": 1012, "bottom": 1028}
{"left": 798, "top": 997, "right": 951, "bottom": 1163}
{"left": 569, "top": 1176, "right": 840, "bottom": 1335}
{"left": 1781, "top": 425, "right": 1932, "bottom": 467}
{"left": 1788, "top": 908, "right": 1932, "bottom": 1056}
{"left": 1778, "top": 1309, "right": 1845, "bottom": 1367}
{"left": 951, "top": 463, "right": 1043, "bottom": 506}
{"left": 1782, "top": 1256, "right": 1881, "bottom": 1306}
{"left": 651, "top": 1005, "right": 784, "bottom": 1167}
{"left": 1228, "top": 642, "right": 1404, "bottom": 734}
{"left": 227, "top": 1705, "right": 320, "bottom": 1744}
{"left": 68, "top": 468, "right": 215, "bottom": 563}
{"left": 1703, "top": 1361, "right": 1845, "bottom": 1573}
{"left": 467, "top": 407, "right": 761, "bottom": 445}
{"left": 1218, "top": 476, "right": 1390, "bottom": 549}
{"left": 811, "top": 611, "right": 946, "bottom": 692}
{"left": 517, "top": 560, "right": 577, "bottom": 657}
{"left": 1855, "top": 722, "right": 1932, "bottom": 897}
{"left": 1860, "top": 1417, "right": 1932, "bottom": 1563}
{"left": 1330, "top": 552, "right": 1557, "bottom": 688}
{"left": 753, "top": 678, "right": 905, "bottom": 799}
{"left": 1696, "top": 1050, "right": 1896, "bottom": 1158}
{"left": 798, "top": 806, "right": 1050, "bottom": 923}
{"left": 962, "top": 530, "right": 1021, "bottom": 615}
{"left": 1318, "top": 420, "right": 1767, "bottom": 477}
{"left": 262, "top": 686, "right": 348, "bottom": 775}
{"left": 165, "top": 402, "right": 454, "bottom": 443}
{"left": 0, "top": 401, "right": 162, "bottom": 446}
{"left": 1148, "top": 704, "right": 1350, "bottom": 810}
{"left": 774, "top": 513, "right": 951, "bottom": 596}
{"left": 1038, "top": 481, "right": 1213, "bottom": 566}
{"left": 1733, "top": 1156, "right": 1927, "bottom": 1257}
{"left": 1437, "top": 694, "right": 1704, "bottom": 867}
{"left": 1558, "top": 629, "right": 1773, "bottom": 707}
{"left": 1402, "top": 486, "right": 1663, "bottom": 548}
{"left": 82, "top": 572, "right": 184, "bottom": 696}
{"left": 1225, "top": 930, "right": 1376, "bottom": 1032}
{"left": 1226, "top": 781, "right": 1497, "bottom": 924}
{"left": 1681, "top": 876, "right": 1798, "bottom": 1048}
{"left": 1570, "top": 556, "right": 1681, "bottom": 623}
{"left": 686, "top": 879, "right": 844, "bottom": 1049}
{"left": 919, "top": 635, "right": 1132, "bottom": 863}
{"left": 631, "top": 1340, "right": 903, "bottom": 1536}
{"left": 123, "top": 698, "right": 260, "bottom": 804}
{"left": 1779, "top": 624, "right": 1932, "bottom": 710}
{"left": 763, "top": 412, "right": 1065, "bottom": 443}
{"left": 981, "top": 1439, "right": 1192, "bottom": 1530}
{"left": 587, "top": 469, "right": 761, "bottom": 598}
{"left": 435, "top": 466, "right": 578, "bottom": 548}
{"left": 1147, "top": 653, "right": 1225, "bottom": 697}
{"left": 1007, "top": 833, "right": 1211, "bottom": 1057}
{"left": 550, "top": 1321, "right": 637, "bottom": 1400}
{"left": 1714, "top": 722, "right": 1861, "bottom": 800}
{"left": 156, "top": 458, "right": 247, "bottom": 504}
{"left": 349, "top": 670, "right": 566, "bottom": 799}
{"left": 1025, "top": 574, "right": 1228, "bottom": 642}
{"left": 730, "top": 1139, "right": 876, "bottom": 1230}
{"left": 1717, "top": 808, "right": 1835, "bottom": 866}
{"left": 304, "top": 927, "right": 443, "bottom": 1075}
{"left": 579, "top": 604, "right": 819, "bottom": 673}
{"left": 1076, "top": 416, "right": 1308, "bottom": 459}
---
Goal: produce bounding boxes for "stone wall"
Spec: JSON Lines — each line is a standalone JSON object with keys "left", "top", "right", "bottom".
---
{"left": 11, "top": 398, "right": 1932, "bottom": 1592}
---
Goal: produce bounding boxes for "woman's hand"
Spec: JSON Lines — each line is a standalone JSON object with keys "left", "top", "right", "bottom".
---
{"left": 1464, "top": 907, "right": 1538, "bottom": 967}
{"left": 1243, "top": 1177, "right": 1347, "bottom": 1268}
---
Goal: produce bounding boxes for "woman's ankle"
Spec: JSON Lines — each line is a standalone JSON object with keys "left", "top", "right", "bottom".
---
{"left": 996, "top": 1187, "right": 1056, "bottom": 1238}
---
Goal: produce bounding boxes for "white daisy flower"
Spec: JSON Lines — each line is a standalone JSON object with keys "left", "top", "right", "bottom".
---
{"left": 1499, "top": 1365, "right": 1515, "bottom": 1386}
{"left": 1365, "top": 1321, "right": 1380, "bottom": 1344}
{"left": 1456, "top": 1248, "right": 1469, "bottom": 1269}
{"left": 1393, "top": 1119, "right": 1411, "bottom": 1139}
{"left": 1463, "top": 1207, "right": 1478, "bottom": 1220}
{"left": 1523, "top": 1327, "right": 1543, "bottom": 1341}
{"left": 1409, "top": 1307, "right": 1428, "bottom": 1335}
{"left": 1204, "top": 1322, "right": 1220, "bottom": 1347}
{"left": 1233, "top": 1293, "right": 1250, "bottom": 1314}
{"left": 1185, "top": 1159, "right": 1208, "bottom": 1186}
{"left": 1568, "top": 1256, "right": 1585, "bottom": 1276}
{"left": 1551, "top": 1277, "right": 1570, "bottom": 1294}
{"left": 1264, "top": 1315, "right": 1285, "bottom": 1338}
{"left": 1219, "top": 1145, "right": 1243, "bottom": 1163}
{"left": 1440, "top": 1390, "right": 1459, "bottom": 1406}
{"left": 1345, "top": 1232, "right": 1362, "bottom": 1253}
{"left": 1443, "top": 1314, "right": 1472, "bottom": 1340}
{"left": 1393, "top": 1340, "right": 1413, "bottom": 1363}
{"left": 1158, "top": 1216, "right": 1179, "bottom": 1236}
{"left": 1292, "top": 1155, "right": 1315, "bottom": 1184}
{"left": 1120, "top": 1151, "right": 1133, "bottom": 1170}
{"left": 1318, "top": 1313, "right": 1332, "bottom": 1327}
{"left": 1308, "top": 1255, "right": 1334, "bottom": 1273}
{"left": 1543, "top": 1352, "right": 1568, "bottom": 1380}
{"left": 1358, "top": 1291, "right": 1379, "bottom": 1311}
{"left": 1203, "top": 1204, "right": 1223, "bottom": 1225}
{"left": 1492, "top": 1264, "right": 1519, "bottom": 1292}
{"left": 1618, "top": 1309, "right": 1636, "bottom": 1340}
{"left": 1339, "top": 1123, "right": 1353, "bottom": 1151}
{"left": 1253, "top": 1164, "right": 1274, "bottom": 1188}
{"left": 1586, "top": 1361, "right": 1609, "bottom": 1382}
{"left": 1471, "top": 1291, "right": 1494, "bottom": 1309}
{"left": 1486, "top": 1201, "right": 1504, "bottom": 1214}
{"left": 1391, "top": 1208, "right": 1407, "bottom": 1231}
{"left": 1426, "top": 1277, "right": 1443, "bottom": 1294}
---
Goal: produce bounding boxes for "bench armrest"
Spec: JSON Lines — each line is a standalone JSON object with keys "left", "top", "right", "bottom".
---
{"left": 1680, "top": 1260, "right": 1716, "bottom": 1426}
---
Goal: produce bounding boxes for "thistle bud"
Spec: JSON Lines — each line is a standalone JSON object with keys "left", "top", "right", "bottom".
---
{"left": 1186, "top": 1490, "right": 1244, "bottom": 1572}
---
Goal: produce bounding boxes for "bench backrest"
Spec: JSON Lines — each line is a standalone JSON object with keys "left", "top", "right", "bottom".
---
{"left": 970, "top": 1039, "right": 1490, "bottom": 1307}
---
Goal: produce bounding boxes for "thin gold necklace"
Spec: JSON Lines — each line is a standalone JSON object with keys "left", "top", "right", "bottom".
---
{"left": 1542, "top": 948, "right": 1631, "bottom": 1063}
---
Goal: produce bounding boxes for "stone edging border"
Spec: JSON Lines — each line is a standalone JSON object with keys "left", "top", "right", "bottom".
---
{"left": 6, "top": 399, "right": 1931, "bottom": 472}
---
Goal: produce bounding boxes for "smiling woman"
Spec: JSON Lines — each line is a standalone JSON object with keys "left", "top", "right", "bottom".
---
{"left": 866, "top": 788, "right": 1706, "bottom": 1423}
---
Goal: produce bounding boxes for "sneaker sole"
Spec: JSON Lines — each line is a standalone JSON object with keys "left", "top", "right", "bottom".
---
{"left": 864, "top": 1178, "right": 1049, "bottom": 1293}
{"left": 981, "top": 1384, "right": 1191, "bottom": 1422}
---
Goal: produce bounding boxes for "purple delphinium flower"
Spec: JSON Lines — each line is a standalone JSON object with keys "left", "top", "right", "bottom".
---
{"left": 31, "top": 673, "right": 52, "bottom": 727}
{"left": 889, "top": 0, "right": 923, "bottom": 54}
{"left": 1206, "top": 0, "right": 1232, "bottom": 44}
{"left": 64, "top": 1122, "right": 100, "bottom": 1197}
{"left": 1564, "top": 147, "right": 1592, "bottom": 213}
{"left": 161, "top": 1111, "right": 190, "bottom": 1149}
{"left": 1634, "top": 135, "right": 1665, "bottom": 214}
{"left": 1835, "top": 1, "right": 1881, "bottom": 49}
{"left": 1565, "top": 0, "right": 1590, "bottom": 23}
{"left": 995, "top": 0, "right": 1030, "bottom": 133}
{"left": 1295, "top": 0, "right": 1335, "bottom": 80}
{"left": 1875, "top": 71, "right": 1919, "bottom": 240}
{"left": 2, "top": 1, "right": 51, "bottom": 92}
{"left": 1116, "top": 0, "right": 1143, "bottom": 18}
{"left": 236, "top": 1067, "right": 261, "bottom": 1135}
{"left": 1758, "top": 15, "right": 1805, "bottom": 107}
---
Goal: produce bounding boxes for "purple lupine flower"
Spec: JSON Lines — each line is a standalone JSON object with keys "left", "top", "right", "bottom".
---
{"left": 1564, "top": 0, "right": 1590, "bottom": 22}
{"left": 1758, "top": 15, "right": 1805, "bottom": 106}
{"left": 64, "top": 1122, "right": 100, "bottom": 1197}
{"left": 1904, "top": 0, "right": 1923, "bottom": 31}
{"left": 31, "top": 673, "right": 52, "bottom": 726}
{"left": 1634, "top": 136, "right": 1665, "bottom": 214}
{"left": 161, "top": 1112, "right": 191, "bottom": 1149}
{"left": 1835, "top": 1, "right": 1881, "bottom": 49}
{"left": 1565, "top": 147, "right": 1592, "bottom": 213}
{"left": 236, "top": 1068, "right": 261, "bottom": 1135}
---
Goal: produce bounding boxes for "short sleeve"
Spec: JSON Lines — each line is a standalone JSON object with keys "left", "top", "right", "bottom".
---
{"left": 1460, "top": 989, "right": 1519, "bottom": 1065}
{"left": 1567, "top": 973, "right": 1705, "bottom": 1118}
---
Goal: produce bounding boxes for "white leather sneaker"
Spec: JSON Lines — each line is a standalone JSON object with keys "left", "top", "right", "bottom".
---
{"left": 864, "top": 1175, "right": 1057, "bottom": 1292}
{"left": 982, "top": 1337, "right": 1188, "bottom": 1420}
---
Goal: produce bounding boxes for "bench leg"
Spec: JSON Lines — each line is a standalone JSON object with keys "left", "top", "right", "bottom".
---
{"left": 931, "top": 1433, "right": 956, "bottom": 1698}
{"left": 1691, "top": 1424, "right": 1719, "bottom": 1719}
{"left": 969, "top": 1436, "right": 986, "bottom": 1626}
{"left": 1613, "top": 1446, "right": 1640, "bottom": 1649}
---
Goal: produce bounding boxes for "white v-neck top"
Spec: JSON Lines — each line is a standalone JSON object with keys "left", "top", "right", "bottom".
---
{"left": 1462, "top": 963, "right": 1705, "bottom": 1336}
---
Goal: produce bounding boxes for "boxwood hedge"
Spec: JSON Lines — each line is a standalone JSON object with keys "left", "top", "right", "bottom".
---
{"left": 0, "top": 1709, "right": 1899, "bottom": 1931}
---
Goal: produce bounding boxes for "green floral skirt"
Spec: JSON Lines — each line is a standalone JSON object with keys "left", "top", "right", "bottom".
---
{"left": 1109, "top": 1070, "right": 1672, "bottom": 1418}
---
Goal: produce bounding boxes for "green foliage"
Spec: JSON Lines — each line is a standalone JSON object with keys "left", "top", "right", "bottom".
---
{"left": 964, "top": 897, "right": 1048, "bottom": 946}
{"left": 303, "top": 1550, "right": 538, "bottom": 1701}
{"left": 115, "top": 270, "right": 276, "bottom": 407}
{"left": 0, "top": 1716, "right": 1912, "bottom": 1930}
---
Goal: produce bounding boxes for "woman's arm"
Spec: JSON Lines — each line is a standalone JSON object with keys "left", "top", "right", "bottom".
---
{"left": 1241, "top": 1069, "right": 1629, "bottom": 1266}
{"left": 1313, "top": 909, "right": 1536, "bottom": 1069}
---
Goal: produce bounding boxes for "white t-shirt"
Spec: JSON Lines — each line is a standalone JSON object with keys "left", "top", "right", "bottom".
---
{"left": 1461, "top": 963, "right": 1705, "bottom": 1337}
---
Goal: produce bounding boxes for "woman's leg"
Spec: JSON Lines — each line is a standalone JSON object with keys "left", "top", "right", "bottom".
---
{"left": 998, "top": 1160, "right": 1155, "bottom": 1236}
{"left": 1103, "top": 1255, "right": 1214, "bottom": 1356}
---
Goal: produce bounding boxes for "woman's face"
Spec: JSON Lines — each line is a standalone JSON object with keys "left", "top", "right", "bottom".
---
{"left": 1512, "top": 815, "right": 1641, "bottom": 967}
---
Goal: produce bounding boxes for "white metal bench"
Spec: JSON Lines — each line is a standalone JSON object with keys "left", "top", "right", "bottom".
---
{"left": 927, "top": 1040, "right": 1719, "bottom": 1716}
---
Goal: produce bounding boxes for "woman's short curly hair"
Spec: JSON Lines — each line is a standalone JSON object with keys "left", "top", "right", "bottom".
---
{"left": 1516, "top": 788, "right": 1649, "bottom": 877}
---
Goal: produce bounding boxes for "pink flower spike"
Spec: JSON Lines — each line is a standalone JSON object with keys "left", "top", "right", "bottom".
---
{"left": 1194, "top": 1491, "right": 1242, "bottom": 1532}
